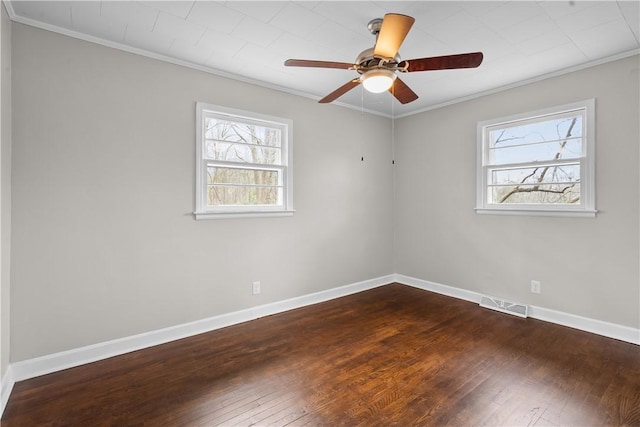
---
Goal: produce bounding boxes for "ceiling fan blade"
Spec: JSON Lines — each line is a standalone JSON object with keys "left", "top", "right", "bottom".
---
{"left": 319, "top": 79, "right": 360, "bottom": 103}
{"left": 403, "top": 52, "right": 484, "bottom": 72}
{"left": 389, "top": 77, "right": 418, "bottom": 104}
{"left": 284, "top": 59, "right": 353, "bottom": 69}
{"left": 374, "top": 13, "right": 415, "bottom": 59}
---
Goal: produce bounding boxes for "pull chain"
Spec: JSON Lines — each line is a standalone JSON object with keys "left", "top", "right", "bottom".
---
{"left": 391, "top": 84, "right": 395, "bottom": 166}
{"left": 361, "top": 85, "right": 365, "bottom": 162}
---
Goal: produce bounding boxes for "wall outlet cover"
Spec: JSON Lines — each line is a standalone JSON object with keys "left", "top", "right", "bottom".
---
{"left": 531, "top": 280, "right": 541, "bottom": 294}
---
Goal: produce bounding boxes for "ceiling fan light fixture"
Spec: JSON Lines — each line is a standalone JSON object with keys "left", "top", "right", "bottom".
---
{"left": 284, "top": 13, "right": 483, "bottom": 104}
{"left": 360, "top": 69, "right": 396, "bottom": 93}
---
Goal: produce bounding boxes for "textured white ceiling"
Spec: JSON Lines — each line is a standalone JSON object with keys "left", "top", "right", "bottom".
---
{"left": 6, "top": 1, "right": 640, "bottom": 117}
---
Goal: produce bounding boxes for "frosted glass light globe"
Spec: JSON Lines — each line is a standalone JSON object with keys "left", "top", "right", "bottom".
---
{"left": 360, "top": 69, "right": 396, "bottom": 93}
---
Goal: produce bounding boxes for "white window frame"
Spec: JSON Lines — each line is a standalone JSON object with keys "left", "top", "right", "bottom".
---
{"left": 476, "top": 99, "right": 596, "bottom": 218}
{"left": 194, "top": 102, "right": 294, "bottom": 220}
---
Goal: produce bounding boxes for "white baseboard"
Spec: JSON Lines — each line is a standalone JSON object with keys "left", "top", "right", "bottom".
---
{"left": 1, "top": 366, "right": 14, "bottom": 416}
{"left": 394, "top": 274, "right": 483, "bottom": 304}
{"left": 10, "top": 275, "right": 393, "bottom": 383}
{"left": 250, "top": 275, "right": 392, "bottom": 319}
{"left": 528, "top": 305, "right": 640, "bottom": 345}
{"left": 394, "top": 273, "right": 640, "bottom": 346}
{"left": 5, "top": 273, "right": 638, "bottom": 416}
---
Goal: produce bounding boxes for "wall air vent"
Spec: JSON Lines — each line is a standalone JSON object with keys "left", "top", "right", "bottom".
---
{"left": 479, "top": 295, "right": 528, "bottom": 318}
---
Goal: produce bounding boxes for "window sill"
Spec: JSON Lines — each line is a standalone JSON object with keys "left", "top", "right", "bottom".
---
{"left": 194, "top": 210, "right": 295, "bottom": 220}
{"left": 475, "top": 207, "right": 597, "bottom": 218}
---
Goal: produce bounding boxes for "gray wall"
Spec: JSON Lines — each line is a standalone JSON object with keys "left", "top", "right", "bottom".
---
{"left": 1, "top": 3, "right": 12, "bottom": 379}
{"left": 395, "top": 55, "right": 640, "bottom": 329}
{"left": 9, "top": 22, "right": 639, "bottom": 364}
{"left": 11, "top": 24, "right": 394, "bottom": 361}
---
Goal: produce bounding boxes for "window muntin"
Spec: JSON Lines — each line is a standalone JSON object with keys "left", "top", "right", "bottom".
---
{"left": 195, "top": 103, "right": 293, "bottom": 219}
{"left": 477, "top": 100, "right": 595, "bottom": 217}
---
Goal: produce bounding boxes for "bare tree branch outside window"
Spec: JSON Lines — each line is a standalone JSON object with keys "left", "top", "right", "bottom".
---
{"left": 497, "top": 117, "right": 579, "bottom": 204}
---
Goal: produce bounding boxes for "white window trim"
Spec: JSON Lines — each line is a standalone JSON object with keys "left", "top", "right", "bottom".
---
{"left": 194, "top": 102, "right": 294, "bottom": 220}
{"left": 475, "top": 99, "right": 597, "bottom": 218}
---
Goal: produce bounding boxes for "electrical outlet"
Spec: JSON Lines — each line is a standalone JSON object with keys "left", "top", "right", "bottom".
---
{"left": 252, "top": 281, "right": 261, "bottom": 295}
{"left": 531, "top": 280, "right": 541, "bottom": 294}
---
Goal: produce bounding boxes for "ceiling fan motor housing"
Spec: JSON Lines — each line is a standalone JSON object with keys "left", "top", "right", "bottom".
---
{"left": 356, "top": 17, "right": 405, "bottom": 74}
{"left": 355, "top": 47, "right": 402, "bottom": 74}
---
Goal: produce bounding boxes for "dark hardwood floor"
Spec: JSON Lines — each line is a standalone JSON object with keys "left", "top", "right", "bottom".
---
{"left": 3, "top": 284, "right": 640, "bottom": 426}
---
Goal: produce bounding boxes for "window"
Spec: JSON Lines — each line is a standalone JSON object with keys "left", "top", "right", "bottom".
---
{"left": 194, "top": 102, "right": 293, "bottom": 219}
{"left": 476, "top": 99, "right": 596, "bottom": 217}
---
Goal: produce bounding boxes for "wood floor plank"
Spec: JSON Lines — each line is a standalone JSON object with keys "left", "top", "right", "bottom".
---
{"left": 2, "top": 284, "right": 639, "bottom": 426}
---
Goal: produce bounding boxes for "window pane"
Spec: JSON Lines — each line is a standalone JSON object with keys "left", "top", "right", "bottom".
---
{"left": 491, "top": 164, "right": 580, "bottom": 186}
{"left": 196, "top": 103, "right": 293, "bottom": 216}
{"left": 490, "top": 138, "right": 582, "bottom": 165}
{"left": 207, "top": 185, "right": 282, "bottom": 206}
{"left": 207, "top": 167, "right": 279, "bottom": 186}
{"left": 491, "top": 183, "right": 580, "bottom": 204}
{"left": 490, "top": 115, "right": 582, "bottom": 148}
{"left": 477, "top": 100, "right": 593, "bottom": 215}
{"left": 205, "top": 141, "right": 281, "bottom": 165}
{"left": 204, "top": 118, "right": 282, "bottom": 147}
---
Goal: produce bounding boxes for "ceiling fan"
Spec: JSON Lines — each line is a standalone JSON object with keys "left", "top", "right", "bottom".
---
{"left": 284, "top": 13, "right": 483, "bottom": 105}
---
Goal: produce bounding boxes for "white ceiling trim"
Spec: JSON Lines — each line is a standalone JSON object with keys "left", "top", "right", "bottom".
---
{"left": 5, "top": 0, "right": 639, "bottom": 120}
{"left": 4, "top": 0, "right": 392, "bottom": 118}
{"left": 395, "top": 48, "right": 640, "bottom": 118}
